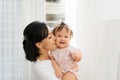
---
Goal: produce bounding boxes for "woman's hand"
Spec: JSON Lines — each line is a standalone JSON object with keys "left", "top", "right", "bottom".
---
{"left": 54, "top": 65, "right": 63, "bottom": 79}
{"left": 50, "top": 57, "right": 63, "bottom": 79}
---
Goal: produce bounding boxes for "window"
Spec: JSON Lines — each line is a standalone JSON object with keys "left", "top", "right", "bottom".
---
{"left": 46, "top": 0, "right": 60, "bottom": 3}
{"left": 46, "top": 0, "right": 65, "bottom": 28}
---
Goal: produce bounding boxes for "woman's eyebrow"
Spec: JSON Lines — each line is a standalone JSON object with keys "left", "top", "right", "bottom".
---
{"left": 48, "top": 32, "right": 51, "bottom": 35}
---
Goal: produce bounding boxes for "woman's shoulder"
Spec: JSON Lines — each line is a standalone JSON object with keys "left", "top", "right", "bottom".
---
{"left": 31, "top": 60, "right": 55, "bottom": 75}
{"left": 32, "top": 60, "right": 51, "bottom": 68}
{"left": 31, "top": 60, "right": 59, "bottom": 80}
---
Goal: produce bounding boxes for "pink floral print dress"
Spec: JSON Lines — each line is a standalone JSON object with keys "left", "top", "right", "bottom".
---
{"left": 51, "top": 45, "right": 79, "bottom": 80}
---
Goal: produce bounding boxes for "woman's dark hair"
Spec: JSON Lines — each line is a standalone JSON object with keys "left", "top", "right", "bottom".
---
{"left": 52, "top": 22, "right": 73, "bottom": 37}
{"left": 23, "top": 21, "right": 48, "bottom": 62}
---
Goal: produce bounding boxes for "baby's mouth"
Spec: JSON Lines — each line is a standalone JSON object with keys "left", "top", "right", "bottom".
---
{"left": 60, "top": 42, "right": 65, "bottom": 44}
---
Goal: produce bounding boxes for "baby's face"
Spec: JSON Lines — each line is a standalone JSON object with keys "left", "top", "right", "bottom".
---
{"left": 55, "top": 28, "right": 71, "bottom": 49}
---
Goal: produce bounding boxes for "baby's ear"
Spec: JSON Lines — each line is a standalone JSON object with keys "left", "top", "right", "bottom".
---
{"left": 35, "top": 42, "right": 42, "bottom": 48}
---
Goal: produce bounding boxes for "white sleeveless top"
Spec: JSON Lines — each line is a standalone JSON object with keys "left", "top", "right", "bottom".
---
{"left": 31, "top": 60, "right": 60, "bottom": 80}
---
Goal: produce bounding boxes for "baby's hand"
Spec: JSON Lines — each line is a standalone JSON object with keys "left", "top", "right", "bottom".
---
{"left": 71, "top": 50, "right": 82, "bottom": 62}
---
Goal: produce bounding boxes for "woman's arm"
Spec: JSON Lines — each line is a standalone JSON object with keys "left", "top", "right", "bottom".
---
{"left": 50, "top": 58, "right": 63, "bottom": 79}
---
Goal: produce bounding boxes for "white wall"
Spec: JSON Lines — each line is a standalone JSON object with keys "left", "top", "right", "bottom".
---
{"left": 95, "top": 20, "right": 120, "bottom": 80}
{"left": 76, "top": 0, "right": 120, "bottom": 80}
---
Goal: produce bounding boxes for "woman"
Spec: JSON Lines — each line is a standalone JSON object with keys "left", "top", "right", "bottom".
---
{"left": 23, "top": 21, "right": 59, "bottom": 80}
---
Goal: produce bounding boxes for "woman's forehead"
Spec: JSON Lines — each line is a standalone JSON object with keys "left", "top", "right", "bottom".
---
{"left": 47, "top": 25, "right": 53, "bottom": 31}
{"left": 47, "top": 27, "right": 52, "bottom": 33}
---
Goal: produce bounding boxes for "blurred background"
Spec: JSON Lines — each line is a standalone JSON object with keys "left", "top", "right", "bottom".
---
{"left": 0, "top": 0, "right": 120, "bottom": 80}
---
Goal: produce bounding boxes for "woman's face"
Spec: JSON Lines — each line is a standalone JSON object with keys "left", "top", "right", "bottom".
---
{"left": 40, "top": 30, "right": 56, "bottom": 51}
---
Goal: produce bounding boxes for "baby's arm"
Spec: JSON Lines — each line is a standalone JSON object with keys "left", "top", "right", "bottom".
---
{"left": 50, "top": 55, "right": 63, "bottom": 79}
{"left": 71, "top": 49, "right": 82, "bottom": 62}
{"left": 70, "top": 50, "right": 81, "bottom": 71}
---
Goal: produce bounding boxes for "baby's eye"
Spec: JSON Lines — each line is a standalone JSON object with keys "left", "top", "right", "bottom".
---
{"left": 65, "top": 36, "right": 68, "bottom": 38}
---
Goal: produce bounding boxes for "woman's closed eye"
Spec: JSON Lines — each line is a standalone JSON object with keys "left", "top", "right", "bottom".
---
{"left": 58, "top": 35, "right": 62, "bottom": 37}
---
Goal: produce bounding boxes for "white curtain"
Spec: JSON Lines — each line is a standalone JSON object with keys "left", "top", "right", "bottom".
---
{"left": 0, "top": 0, "right": 27, "bottom": 80}
{"left": 0, "top": 0, "right": 45, "bottom": 80}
